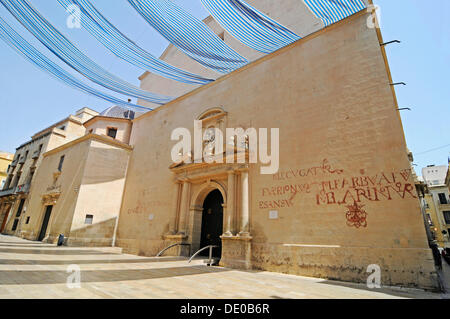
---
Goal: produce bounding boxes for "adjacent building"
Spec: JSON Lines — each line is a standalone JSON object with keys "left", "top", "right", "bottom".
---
{"left": 0, "top": 108, "right": 98, "bottom": 234}
{"left": 19, "top": 106, "right": 137, "bottom": 246}
{"left": 0, "top": 152, "right": 13, "bottom": 190}
{"left": 421, "top": 165, "right": 450, "bottom": 248}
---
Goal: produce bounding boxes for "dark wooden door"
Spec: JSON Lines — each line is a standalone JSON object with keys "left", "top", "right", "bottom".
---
{"left": 38, "top": 205, "right": 53, "bottom": 241}
{"left": 200, "top": 190, "right": 223, "bottom": 258}
{"left": 0, "top": 205, "right": 11, "bottom": 233}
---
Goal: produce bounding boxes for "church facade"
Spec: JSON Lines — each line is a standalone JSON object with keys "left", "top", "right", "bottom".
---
{"left": 0, "top": 3, "right": 439, "bottom": 290}
{"left": 114, "top": 11, "right": 438, "bottom": 289}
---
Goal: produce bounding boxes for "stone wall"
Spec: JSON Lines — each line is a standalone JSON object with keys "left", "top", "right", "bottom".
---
{"left": 21, "top": 135, "right": 131, "bottom": 247}
{"left": 117, "top": 12, "right": 438, "bottom": 289}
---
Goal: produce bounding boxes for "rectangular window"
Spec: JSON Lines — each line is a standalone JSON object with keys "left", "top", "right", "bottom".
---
{"left": 4, "top": 176, "right": 11, "bottom": 190}
{"left": 12, "top": 172, "right": 21, "bottom": 188}
{"left": 58, "top": 155, "right": 65, "bottom": 172}
{"left": 85, "top": 214, "right": 94, "bottom": 225}
{"left": 26, "top": 216, "right": 30, "bottom": 224}
{"left": 124, "top": 110, "right": 135, "bottom": 120}
{"left": 107, "top": 128, "right": 118, "bottom": 139}
{"left": 16, "top": 199, "right": 25, "bottom": 217}
{"left": 443, "top": 211, "right": 450, "bottom": 224}
{"left": 438, "top": 193, "right": 448, "bottom": 205}
{"left": 11, "top": 218, "right": 19, "bottom": 231}
{"left": 28, "top": 169, "right": 35, "bottom": 184}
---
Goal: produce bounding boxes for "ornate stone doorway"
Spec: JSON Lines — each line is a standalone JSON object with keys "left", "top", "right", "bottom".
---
{"left": 200, "top": 189, "right": 223, "bottom": 258}
{"left": 164, "top": 107, "right": 252, "bottom": 268}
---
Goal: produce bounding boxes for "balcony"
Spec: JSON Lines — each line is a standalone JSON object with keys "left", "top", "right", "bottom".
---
{"left": 439, "top": 202, "right": 450, "bottom": 211}
{"left": 10, "top": 158, "right": 18, "bottom": 167}
{"left": 0, "top": 187, "right": 16, "bottom": 197}
{"left": 31, "top": 150, "right": 41, "bottom": 159}
{"left": 0, "top": 183, "right": 31, "bottom": 197}
{"left": 18, "top": 156, "right": 26, "bottom": 164}
{"left": 15, "top": 183, "right": 30, "bottom": 194}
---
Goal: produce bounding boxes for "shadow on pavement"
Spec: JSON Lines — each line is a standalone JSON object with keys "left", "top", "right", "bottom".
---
{"left": 0, "top": 257, "right": 187, "bottom": 265}
{"left": 0, "top": 244, "right": 59, "bottom": 248}
{"left": 0, "top": 241, "right": 54, "bottom": 246}
{"left": 0, "top": 247, "right": 117, "bottom": 255}
{"left": 0, "top": 266, "right": 230, "bottom": 285}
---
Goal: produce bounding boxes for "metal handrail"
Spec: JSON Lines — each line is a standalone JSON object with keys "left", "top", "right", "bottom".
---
{"left": 156, "top": 243, "right": 191, "bottom": 257}
{"left": 188, "top": 245, "right": 219, "bottom": 265}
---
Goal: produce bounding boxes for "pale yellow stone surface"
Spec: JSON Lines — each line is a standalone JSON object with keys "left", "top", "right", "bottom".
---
{"left": 19, "top": 134, "right": 132, "bottom": 246}
{"left": 3, "top": 111, "right": 136, "bottom": 249}
{"left": 116, "top": 11, "right": 438, "bottom": 289}
{"left": 0, "top": 234, "right": 443, "bottom": 299}
{"left": 1, "top": 2, "right": 440, "bottom": 292}
{"left": 84, "top": 117, "right": 132, "bottom": 145}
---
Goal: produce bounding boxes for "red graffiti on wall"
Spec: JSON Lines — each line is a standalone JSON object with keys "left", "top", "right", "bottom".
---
{"left": 345, "top": 201, "right": 368, "bottom": 228}
{"left": 315, "top": 170, "right": 417, "bottom": 206}
{"left": 320, "top": 159, "right": 344, "bottom": 175}
{"left": 273, "top": 159, "right": 344, "bottom": 181}
{"left": 260, "top": 165, "right": 417, "bottom": 228}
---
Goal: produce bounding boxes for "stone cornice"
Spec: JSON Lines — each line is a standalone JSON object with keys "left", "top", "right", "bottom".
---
{"left": 43, "top": 133, "right": 133, "bottom": 158}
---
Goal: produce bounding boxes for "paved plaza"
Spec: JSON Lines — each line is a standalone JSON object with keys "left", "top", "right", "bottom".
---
{"left": 0, "top": 234, "right": 447, "bottom": 299}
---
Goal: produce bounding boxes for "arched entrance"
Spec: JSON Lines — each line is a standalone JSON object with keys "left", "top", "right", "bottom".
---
{"left": 199, "top": 189, "right": 223, "bottom": 258}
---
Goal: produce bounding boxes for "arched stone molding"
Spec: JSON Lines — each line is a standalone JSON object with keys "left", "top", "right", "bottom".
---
{"left": 191, "top": 180, "right": 227, "bottom": 209}
{"left": 197, "top": 107, "right": 227, "bottom": 122}
{"left": 188, "top": 180, "right": 227, "bottom": 253}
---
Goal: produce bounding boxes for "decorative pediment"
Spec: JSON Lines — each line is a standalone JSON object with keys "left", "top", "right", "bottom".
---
{"left": 169, "top": 149, "right": 249, "bottom": 173}
{"left": 197, "top": 107, "right": 227, "bottom": 124}
{"left": 170, "top": 152, "right": 226, "bottom": 172}
{"left": 42, "top": 192, "right": 60, "bottom": 205}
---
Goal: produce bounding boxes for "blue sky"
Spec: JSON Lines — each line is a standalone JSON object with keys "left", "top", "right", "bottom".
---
{"left": 0, "top": 0, "right": 448, "bottom": 174}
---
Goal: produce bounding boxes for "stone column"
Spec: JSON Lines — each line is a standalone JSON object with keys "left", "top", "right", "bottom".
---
{"left": 239, "top": 169, "right": 250, "bottom": 237}
{"left": 177, "top": 180, "right": 191, "bottom": 235}
{"left": 170, "top": 181, "right": 182, "bottom": 234}
{"left": 188, "top": 206, "right": 203, "bottom": 253}
{"left": 223, "top": 170, "right": 235, "bottom": 236}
